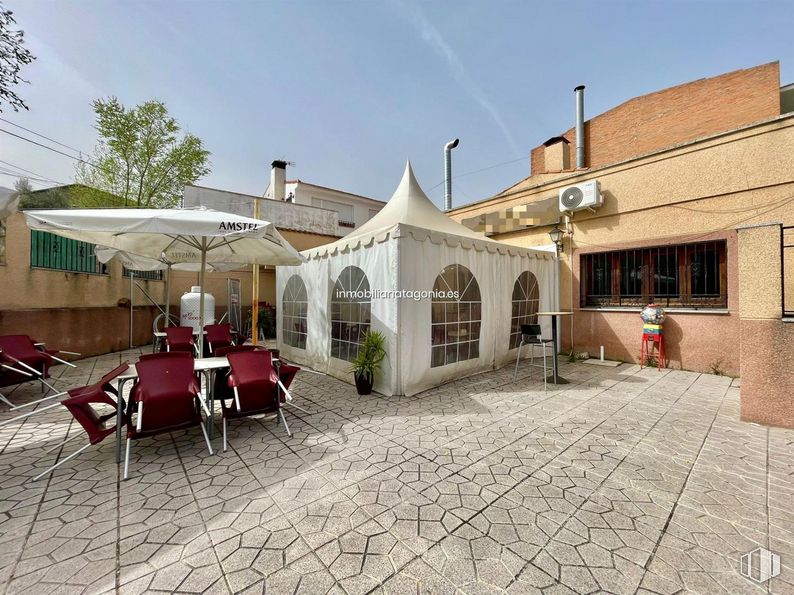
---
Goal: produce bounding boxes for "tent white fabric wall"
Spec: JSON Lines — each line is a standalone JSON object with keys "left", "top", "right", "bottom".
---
{"left": 277, "top": 163, "right": 558, "bottom": 396}
{"left": 397, "top": 225, "right": 556, "bottom": 395}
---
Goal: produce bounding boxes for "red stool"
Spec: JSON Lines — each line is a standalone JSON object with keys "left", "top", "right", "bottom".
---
{"left": 640, "top": 333, "right": 667, "bottom": 370}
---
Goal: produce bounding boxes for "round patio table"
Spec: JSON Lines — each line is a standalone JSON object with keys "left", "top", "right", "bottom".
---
{"left": 113, "top": 356, "right": 231, "bottom": 463}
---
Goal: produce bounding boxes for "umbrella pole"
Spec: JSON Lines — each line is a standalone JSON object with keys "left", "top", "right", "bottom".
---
{"left": 198, "top": 239, "right": 207, "bottom": 358}
{"left": 165, "top": 263, "right": 172, "bottom": 328}
{"left": 252, "top": 197, "right": 260, "bottom": 346}
{"left": 252, "top": 264, "right": 259, "bottom": 345}
{"left": 129, "top": 271, "right": 134, "bottom": 349}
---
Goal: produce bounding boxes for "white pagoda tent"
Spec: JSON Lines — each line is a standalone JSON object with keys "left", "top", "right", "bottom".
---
{"left": 276, "top": 162, "right": 558, "bottom": 396}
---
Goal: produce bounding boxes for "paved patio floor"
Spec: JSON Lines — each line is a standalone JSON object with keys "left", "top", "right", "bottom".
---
{"left": 0, "top": 348, "right": 792, "bottom": 594}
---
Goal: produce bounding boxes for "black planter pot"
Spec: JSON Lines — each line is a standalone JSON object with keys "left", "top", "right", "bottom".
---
{"left": 354, "top": 372, "right": 373, "bottom": 395}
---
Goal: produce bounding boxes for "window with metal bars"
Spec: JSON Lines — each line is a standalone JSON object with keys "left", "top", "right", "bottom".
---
{"left": 581, "top": 240, "right": 727, "bottom": 308}
{"left": 29, "top": 230, "right": 107, "bottom": 275}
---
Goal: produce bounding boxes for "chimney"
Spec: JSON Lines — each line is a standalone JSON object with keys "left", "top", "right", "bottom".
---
{"left": 542, "top": 137, "right": 570, "bottom": 172}
{"left": 270, "top": 160, "right": 287, "bottom": 201}
{"left": 444, "top": 138, "right": 459, "bottom": 211}
{"left": 574, "top": 85, "right": 586, "bottom": 169}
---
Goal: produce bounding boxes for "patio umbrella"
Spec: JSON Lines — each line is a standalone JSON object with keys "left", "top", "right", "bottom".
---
{"left": 25, "top": 207, "right": 305, "bottom": 356}
{"left": 95, "top": 247, "right": 246, "bottom": 343}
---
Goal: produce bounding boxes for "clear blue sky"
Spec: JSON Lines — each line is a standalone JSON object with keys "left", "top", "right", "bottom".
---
{"left": 1, "top": 0, "right": 792, "bottom": 208}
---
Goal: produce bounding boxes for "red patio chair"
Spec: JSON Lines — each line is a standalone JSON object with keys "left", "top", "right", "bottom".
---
{"left": 222, "top": 350, "right": 291, "bottom": 451}
{"left": 0, "top": 335, "right": 78, "bottom": 397}
{"left": 138, "top": 351, "right": 196, "bottom": 362}
{"left": 205, "top": 324, "right": 236, "bottom": 356}
{"left": 124, "top": 352, "right": 212, "bottom": 479}
{"left": 33, "top": 363, "right": 129, "bottom": 481}
{"left": 164, "top": 327, "right": 197, "bottom": 355}
{"left": 211, "top": 344, "right": 261, "bottom": 403}
{"left": 135, "top": 351, "right": 201, "bottom": 401}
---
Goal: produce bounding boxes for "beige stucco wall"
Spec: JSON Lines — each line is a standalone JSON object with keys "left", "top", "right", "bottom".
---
{"left": 737, "top": 223, "right": 784, "bottom": 318}
{"left": 453, "top": 115, "right": 794, "bottom": 245}
{"left": 737, "top": 223, "right": 793, "bottom": 428}
{"left": 167, "top": 268, "right": 274, "bottom": 311}
{"left": 449, "top": 115, "right": 794, "bottom": 374}
{"left": 0, "top": 212, "right": 166, "bottom": 309}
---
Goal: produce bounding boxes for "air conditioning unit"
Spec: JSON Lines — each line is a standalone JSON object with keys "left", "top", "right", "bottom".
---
{"left": 559, "top": 180, "right": 603, "bottom": 213}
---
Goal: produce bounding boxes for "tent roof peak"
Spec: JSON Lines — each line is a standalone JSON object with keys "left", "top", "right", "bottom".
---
{"left": 394, "top": 160, "right": 425, "bottom": 202}
{"left": 333, "top": 162, "right": 487, "bottom": 243}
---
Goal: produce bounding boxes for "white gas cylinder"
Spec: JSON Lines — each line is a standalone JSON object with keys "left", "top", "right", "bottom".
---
{"left": 180, "top": 286, "right": 215, "bottom": 332}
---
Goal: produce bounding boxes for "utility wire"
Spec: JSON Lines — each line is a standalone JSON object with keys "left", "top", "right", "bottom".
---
{"left": 0, "top": 171, "right": 51, "bottom": 186}
{"left": 0, "top": 167, "right": 59, "bottom": 184}
{"left": 0, "top": 128, "right": 100, "bottom": 170}
{"left": 0, "top": 159, "right": 66, "bottom": 185}
{"left": 428, "top": 154, "right": 529, "bottom": 191}
{"left": 0, "top": 117, "right": 90, "bottom": 155}
{"left": 571, "top": 193, "right": 794, "bottom": 251}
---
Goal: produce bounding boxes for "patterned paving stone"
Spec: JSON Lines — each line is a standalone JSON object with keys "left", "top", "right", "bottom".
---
{"left": 0, "top": 348, "right": 792, "bottom": 593}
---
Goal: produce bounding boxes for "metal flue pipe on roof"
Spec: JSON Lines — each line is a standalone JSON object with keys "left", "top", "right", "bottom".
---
{"left": 575, "top": 85, "right": 586, "bottom": 169}
{"left": 444, "top": 138, "right": 459, "bottom": 211}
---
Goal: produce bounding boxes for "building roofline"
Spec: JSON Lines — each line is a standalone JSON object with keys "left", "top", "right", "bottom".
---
{"left": 450, "top": 111, "right": 794, "bottom": 214}
{"left": 184, "top": 183, "right": 342, "bottom": 216}
{"left": 285, "top": 180, "right": 386, "bottom": 204}
{"left": 29, "top": 183, "right": 103, "bottom": 194}
{"left": 277, "top": 227, "right": 342, "bottom": 239}
{"left": 580, "top": 61, "right": 779, "bottom": 130}
{"left": 543, "top": 136, "right": 570, "bottom": 146}
{"left": 473, "top": 61, "right": 783, "bottom": 207}
{"left": 184, "top": 183, "right": 264, "bottom": 200}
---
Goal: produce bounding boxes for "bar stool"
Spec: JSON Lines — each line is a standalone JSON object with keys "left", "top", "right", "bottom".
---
{"left": 513, "top": 323, "right": 554, "bottom": 390}
{"left": 640, "top": 333, "right": 668, "bottom": 370}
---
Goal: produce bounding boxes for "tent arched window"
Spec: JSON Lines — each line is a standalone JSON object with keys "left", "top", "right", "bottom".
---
{"left": 431, "top": 264, "right": 481, "bottom": 367}
{"left": 509, "top": 271, "right": 540, "bottom": 349}
{"left": 330, "top": 266, "right": 371, "bottom": 362}
{"left": 282, "top": 275, "right": 308, "bottom": 349}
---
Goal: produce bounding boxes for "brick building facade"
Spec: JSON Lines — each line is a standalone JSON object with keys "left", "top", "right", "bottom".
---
{"left": 449, "top": 62, "right": 794, "bottom": 428}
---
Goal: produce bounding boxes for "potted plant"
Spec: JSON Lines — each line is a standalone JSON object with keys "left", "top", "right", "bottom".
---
{"left": 349, "top": 330, "right": 386, "bottom": 395}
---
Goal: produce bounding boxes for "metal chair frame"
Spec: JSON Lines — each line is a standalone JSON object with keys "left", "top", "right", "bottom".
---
{"left": 31, "top": 363, "right": 129, "bottom": 481}
{"left": 513, "top": 324, "right": 554, "bottom": 390}
{"left": 0, "top": 339, "right": 78, "bottom": 406}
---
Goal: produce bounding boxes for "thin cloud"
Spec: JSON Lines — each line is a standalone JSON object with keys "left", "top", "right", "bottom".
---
{"left": 406, "top": 4, "right": 522, "bottom": 156}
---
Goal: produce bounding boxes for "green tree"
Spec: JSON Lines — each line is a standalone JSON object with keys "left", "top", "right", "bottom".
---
{"left": 0, "top": 2, "right": 35, "bottom": 112}
{"left": 76, "top": 97, "right": 211, "bottom": 208}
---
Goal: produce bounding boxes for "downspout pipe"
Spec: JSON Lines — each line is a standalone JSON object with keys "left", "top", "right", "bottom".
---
{"left": 444, "top": 138, "right": 459, "bottom": 211}
{"left": 574, "top": 85, "right": 585, "bottom": 169}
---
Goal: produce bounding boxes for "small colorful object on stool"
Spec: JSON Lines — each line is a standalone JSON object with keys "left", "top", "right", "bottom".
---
{"left": 640, "top": 304, "right": 667, "bottom": 370}
{"left": 640, "top": 304, "right": 666, "bottom": 325}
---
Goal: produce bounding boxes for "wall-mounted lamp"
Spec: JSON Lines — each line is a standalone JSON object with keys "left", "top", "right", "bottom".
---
{"left": 548, "top": 224, "right": 565, "bottom": 253}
